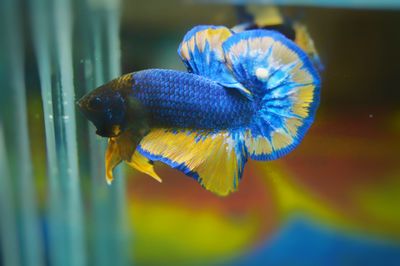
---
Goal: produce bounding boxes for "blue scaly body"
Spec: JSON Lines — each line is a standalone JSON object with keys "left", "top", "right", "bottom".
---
{"left": 132, "top": 69, "right": 254, "bottom": 130}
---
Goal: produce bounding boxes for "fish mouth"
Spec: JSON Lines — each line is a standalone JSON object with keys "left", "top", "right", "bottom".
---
{"left": 76, "top": 96, "right": 88, "bottom": 111}
{"left": 76, "top": 97, "right": 97, "bottom": 121}
{"left": 77, "top": 98, "right": 84, "bottom": 108}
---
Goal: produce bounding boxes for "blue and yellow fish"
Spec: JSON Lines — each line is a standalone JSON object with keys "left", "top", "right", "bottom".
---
{"left": 77, "top": 23, "right": 321, "bottom": 196}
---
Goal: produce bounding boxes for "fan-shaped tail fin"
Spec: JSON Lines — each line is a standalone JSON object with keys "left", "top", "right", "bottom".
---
{"left": 223, "top": 30, "right": 320, "bottom": 160}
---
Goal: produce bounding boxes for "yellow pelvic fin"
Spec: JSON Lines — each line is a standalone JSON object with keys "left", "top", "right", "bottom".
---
{"left": 105, "top": 138, "right": 122, "bottom": 185}
{"left": 104, "top": 129, "right": 141, "bottom": 184}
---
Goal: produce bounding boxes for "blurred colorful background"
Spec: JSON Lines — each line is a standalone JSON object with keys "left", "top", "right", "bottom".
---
{"left": 1, "top": 0, "right": 400, "bottom": 265}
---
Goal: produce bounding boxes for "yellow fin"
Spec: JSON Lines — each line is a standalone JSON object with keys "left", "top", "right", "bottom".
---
{"left": 104, "top": 129, "right": 142, "bottom": 184}
{"left": 137, "top": 129, "right": 247, "bottom": 196}
{"left": 248, "top": 6, "right": 283, "bottom": 26}
{"left": 105, "top": 138, "right": 122, "bottom": 185}
{"left": 126, "top": 150, "right": 162, "bottom": 183}
{"left": 294, "top": 22, "right": 324, "bottom": 71}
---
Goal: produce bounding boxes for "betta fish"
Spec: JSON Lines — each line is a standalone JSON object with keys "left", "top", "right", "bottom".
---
{"left": 77, "top": 24, "right": 321, "bottom": 196}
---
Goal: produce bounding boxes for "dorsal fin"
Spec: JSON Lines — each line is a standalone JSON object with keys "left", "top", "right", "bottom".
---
{"left": 178, "top": 25, "right": 251, "bottom": 98}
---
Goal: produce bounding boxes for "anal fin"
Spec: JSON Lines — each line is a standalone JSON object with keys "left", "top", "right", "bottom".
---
{"left": 137, "top": 128, "right": 248, "bottom": 196}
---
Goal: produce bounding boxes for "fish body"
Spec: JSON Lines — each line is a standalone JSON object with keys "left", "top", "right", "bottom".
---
{"left": 78, "top": 23, "right": 321, "bottom": 196}
{"left": 132, "top": 69, "right": 253, "bottom": 130}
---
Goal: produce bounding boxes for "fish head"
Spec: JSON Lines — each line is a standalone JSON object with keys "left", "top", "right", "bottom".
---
{"left": 77, "top": 83, "right": 128, "bottom": 138}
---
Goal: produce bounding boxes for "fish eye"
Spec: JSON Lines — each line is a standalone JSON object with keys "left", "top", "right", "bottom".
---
{"left": 89, "top": 97, "right": 103, "bottom": 110}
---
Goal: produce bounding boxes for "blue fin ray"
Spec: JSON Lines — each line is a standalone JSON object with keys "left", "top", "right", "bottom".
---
{"left": 222, "top": 29, "right": 320, "bottom": 160}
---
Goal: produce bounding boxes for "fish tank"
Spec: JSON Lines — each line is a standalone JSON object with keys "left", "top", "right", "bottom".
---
{"left": 0, "top": 0, "right": 400, "bottom": 265}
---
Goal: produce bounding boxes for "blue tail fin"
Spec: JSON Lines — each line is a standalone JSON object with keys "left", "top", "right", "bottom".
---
{"left": 223, "top": 29, "right": 321, "bottom": 160}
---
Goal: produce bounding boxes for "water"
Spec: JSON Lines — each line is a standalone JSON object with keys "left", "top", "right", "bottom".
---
{"left": 0, "top": 1, "right": 400, "bottom": 265}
